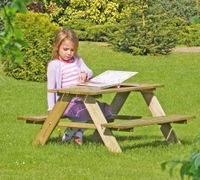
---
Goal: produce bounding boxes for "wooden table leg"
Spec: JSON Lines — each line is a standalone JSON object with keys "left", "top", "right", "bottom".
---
{"left": 84, "top": 96, "right": 122, "bottom": 153}
{"left": 33, "top": 94, "right": 73, "bottom": 145}
{"left": 141, "top": 91, "right": 180, "bottom": 143}
{"left": 110, "top": 92, "right": 130, "bottom": 115}
{"left": 91, "top": 92, "right": 131, "bottom": 140}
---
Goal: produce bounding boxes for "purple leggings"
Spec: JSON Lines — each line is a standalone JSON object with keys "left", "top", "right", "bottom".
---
{"left": 63, "top": 97, "right": 112, "bottom": 122}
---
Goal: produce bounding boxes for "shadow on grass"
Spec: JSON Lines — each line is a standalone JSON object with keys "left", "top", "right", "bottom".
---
{"left": 114, "top": 134, "right": 193, "bottom": 143}
{"left": 115, "top": 134, "right": 154, "bottom": 141}
{"left": 46, "top": 134, "right": 193, "bottom": 152}
{"left": 122, "top": 140, "right": 168, "bottom": 151}
{"left": 120, "top": 137, "right": 193, "bottom": 152}
{"left": 46, "top": 134, "right": 104, "bottom": 145}
{"left": 47, "top": 136, "right": 63, "bottom": 145}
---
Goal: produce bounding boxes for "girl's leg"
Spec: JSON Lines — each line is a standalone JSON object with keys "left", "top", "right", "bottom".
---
{"left": 62, "top": 128, "right": 78, "bottom": 142}
{"left": 74, "top": 129, "right": 84, "bottom": 145}
{"left": 62, "top": 98, "right": 113, "bottom": 144}
{"left": 62, "top": 127, "right": 84, "bottom": 145}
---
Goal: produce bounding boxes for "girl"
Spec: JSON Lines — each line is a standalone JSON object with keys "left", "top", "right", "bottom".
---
{"left": 47, "top": 28, "right": 112, "bottom": 145}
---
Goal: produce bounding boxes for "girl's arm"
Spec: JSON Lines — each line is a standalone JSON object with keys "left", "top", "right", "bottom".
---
{"left": 77, "top": 57, "right": 93, "bottom": 80}
{"left": 47, "top": 61, "right": 57, "bottom": 111}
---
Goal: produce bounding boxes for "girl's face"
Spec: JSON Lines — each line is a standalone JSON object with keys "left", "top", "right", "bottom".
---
{"left": 58, "top": 39, "right": 76, "bottom": 61}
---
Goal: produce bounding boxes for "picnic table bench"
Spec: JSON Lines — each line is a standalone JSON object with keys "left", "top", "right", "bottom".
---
{"left": 17, "top": 83, "right": 195, "bottom": 153}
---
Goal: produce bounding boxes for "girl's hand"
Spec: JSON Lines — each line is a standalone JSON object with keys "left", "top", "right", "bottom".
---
{"left": 79, "top": 72, "right": 87, "bottom": 83}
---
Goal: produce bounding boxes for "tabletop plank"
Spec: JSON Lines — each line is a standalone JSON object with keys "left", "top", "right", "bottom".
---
{"left": 48, "top": 83, "right": 164, "bottom": 95}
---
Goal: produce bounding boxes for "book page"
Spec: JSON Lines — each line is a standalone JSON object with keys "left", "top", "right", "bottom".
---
{"left": 79, "top": 70, "right": 138, "bottom": 88}
{"left": 91, "top": 70, "right": 138, "bottom": 84}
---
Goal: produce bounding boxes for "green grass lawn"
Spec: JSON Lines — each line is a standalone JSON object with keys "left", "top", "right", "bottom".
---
{"left": 0, "top": 42, "right": 200, "bottom": 179}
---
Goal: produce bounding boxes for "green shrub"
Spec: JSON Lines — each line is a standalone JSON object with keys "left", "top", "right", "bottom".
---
{"left": 58, "top": 0, "right": 121, "bottom": 25}
{"left": 0, "top": 0, "right": 31, "bottom": 64}
{"left": 63, "top": 19, "right": 118, "bottom": 42}
{"left": 162, "top": 135, "right": 200, "bottom": 180}
{"left": 162, "top": 152, "right": 200, "bottom": 180}
{"left": 63, "top": 19, "right": 94, "bottom": 40}
{"left": 0, "top": 16, "right": 3, "bottom": 32}
{"left": 157, "top": 0, "right": 199, "bottom": 24}
{"left": 109, "top": 19, "right": 177, "bottom": 55}
{"left": 62, "top": 19, "right": 93, "bottom": 31}
{"left": 108, "top": 0, "right": 179, "bottom": 55}
{"left": 86, "top": 23, "right": 118, "bottom": 42}
{"left": 30, "top": 0, "right": 199, "bottom": 55}
{"left": 57, "top": 0, "right": 122, "bottom": 42}
{"left": 178, "top": 23, "right": 200, "bottom": 47}
{"left": 4, "top": 11, "right": 60, "bottom": 81}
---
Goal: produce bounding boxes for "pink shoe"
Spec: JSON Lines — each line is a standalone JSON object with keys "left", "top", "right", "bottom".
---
{"left": 74, "top": 137, "right": 83, "bottom": 145}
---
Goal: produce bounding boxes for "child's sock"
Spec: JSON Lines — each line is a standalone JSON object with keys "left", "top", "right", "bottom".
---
{"left": 62, "top": 128, "right": 78, "bottom": 142}
{"left": 74, "top": 129, "right": 84, "bottom": 145}
{"left": 75, "top": 129, "right": 83, "bottom": 138}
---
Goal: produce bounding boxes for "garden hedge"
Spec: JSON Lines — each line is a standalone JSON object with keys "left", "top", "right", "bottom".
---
{"left": 4, "top": 11, "right": 60, "bottom": 81}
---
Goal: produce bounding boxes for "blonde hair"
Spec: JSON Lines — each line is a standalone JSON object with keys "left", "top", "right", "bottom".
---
{"left": 51, "top": 28, "right": 79, "bottom": 60}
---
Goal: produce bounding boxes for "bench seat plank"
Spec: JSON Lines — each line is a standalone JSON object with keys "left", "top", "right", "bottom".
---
{"left": 17, "top": 115, "right": 47, "bottom": 122}
{"left": 17, "top": 115, "right": 135, "bottom": 131}
{"left": 58, "top": 121, "right": 96, "bottom": 129}
{"left": 17, "top": 114, "right": 142, "bottom": 123}
{"left": 17, "top": 115, "right": 95, "bottom": 129}
{"left": 17, "top": 114, "right": 195, "bottom": 130}
{"left": 101, "top": 114, "right": 195, "bottom": 129}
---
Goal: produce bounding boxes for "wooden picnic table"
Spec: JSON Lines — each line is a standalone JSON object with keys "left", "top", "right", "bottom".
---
{"left": 19, "top": 82, "right": 194, "bottom": 153}
{"left": 18, "top": 83, "right": 194, "bottom": 153}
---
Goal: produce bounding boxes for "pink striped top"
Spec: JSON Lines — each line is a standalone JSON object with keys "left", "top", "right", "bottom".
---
{"left": 61, "top": 61, "right": 80, "bottom": 88}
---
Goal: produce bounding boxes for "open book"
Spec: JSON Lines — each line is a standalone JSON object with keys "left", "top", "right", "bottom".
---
{"left": 79, "top": 70, "right": 138, "bottom": 89}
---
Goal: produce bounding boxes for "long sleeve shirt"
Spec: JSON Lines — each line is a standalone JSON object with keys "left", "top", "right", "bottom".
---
{"left": 47, "top": 56, "right": 93, "bottom": 111}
